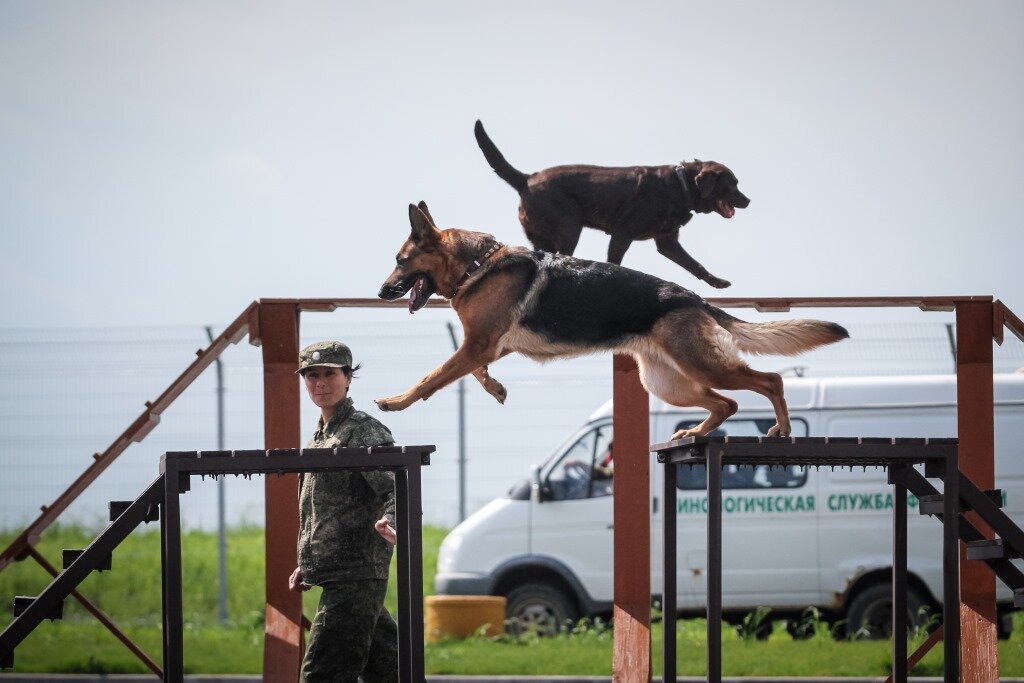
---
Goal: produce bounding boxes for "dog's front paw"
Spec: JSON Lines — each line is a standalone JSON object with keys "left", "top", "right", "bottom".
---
{"left": 491, "top": 382, "right": 508, "bottom": 404}
{"left": 375, "top": 396, "right": 407, "bottom": 412}
{"left": 482, "top": 378, "right": 508, "bottom": 404}
{"left": 707, "top": 276, "right": 731, "bottom": 289}
{"left": 766, "top": 422, "right": 791, "bottom": 437}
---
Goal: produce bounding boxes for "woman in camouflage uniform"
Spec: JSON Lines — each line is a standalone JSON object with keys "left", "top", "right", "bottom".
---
{"left": 288, "top": 341, "right": 399, "bottom": 682}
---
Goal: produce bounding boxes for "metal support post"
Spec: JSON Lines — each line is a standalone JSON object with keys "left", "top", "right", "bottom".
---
{"left": 662, "top": 457, "right": 678, "bottom": 683}
{"left": 891, "top": 465, "right": 908, "bottom": 683}
{"left": 162, "top": 467, "right": 184, "bottom": 683}
{"left": 706, "top": 444, "right": 723, "bottom": 683}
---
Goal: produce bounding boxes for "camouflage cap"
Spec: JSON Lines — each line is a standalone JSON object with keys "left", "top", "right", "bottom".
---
{"left": 297, "top": 341, "right": 354, "bottom": 375}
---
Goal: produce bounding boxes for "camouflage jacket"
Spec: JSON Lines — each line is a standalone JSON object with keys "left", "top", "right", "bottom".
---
{"left": 297, "top": 397, "right": 396, "bottom": 585}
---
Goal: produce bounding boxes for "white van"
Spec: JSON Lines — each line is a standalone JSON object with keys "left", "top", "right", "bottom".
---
{"left": 434, "top": 373, "right": 1024, "bottom": 637}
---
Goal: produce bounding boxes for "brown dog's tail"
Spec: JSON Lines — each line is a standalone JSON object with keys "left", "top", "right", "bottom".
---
{"left": 475, "top": 120, "right": 530, "bottom": 193}
{"left": 710, "top": 308, "right": 849, "bottom": 356}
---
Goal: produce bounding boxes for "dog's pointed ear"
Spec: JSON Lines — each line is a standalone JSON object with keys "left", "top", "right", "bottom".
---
{"left": 408, "top": 203, "right": 440, "bottom": 250}
{"left": 694, "top": 167, "right": 719, "bottom": 199}
{"left": 417, "top": 201, "right": 438, "bottom": 229}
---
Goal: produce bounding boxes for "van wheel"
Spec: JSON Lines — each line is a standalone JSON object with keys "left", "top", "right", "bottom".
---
{"left": 505, "top": 582, "right": 579, "bottom": 636}
{"left": 845, "top": 583, "right": 930, "bottom": 639}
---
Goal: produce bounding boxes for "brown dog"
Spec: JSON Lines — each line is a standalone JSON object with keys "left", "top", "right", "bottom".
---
{"left": 376, "top": 202, "right": 847, "bottom": 439}
{"left": 474, "top": 120, "right": 749, "bottom": 289}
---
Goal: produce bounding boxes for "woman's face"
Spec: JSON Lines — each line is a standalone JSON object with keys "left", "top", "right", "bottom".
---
{"left": 303, "top": 367, "right": 352, "bottom": 411}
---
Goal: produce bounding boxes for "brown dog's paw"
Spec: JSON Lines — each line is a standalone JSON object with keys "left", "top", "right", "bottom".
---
{"left": 707, "top": 276, "right": 731, "bottom": 289}
{"left": 488, "top": 381, "right": 508, "bottom": 404}
{"left": 375, "top": 396, "right": 404, "bottom": 412}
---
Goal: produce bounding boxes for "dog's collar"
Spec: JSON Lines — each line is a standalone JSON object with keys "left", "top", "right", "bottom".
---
{"left": 674, "top": 164, "right": 695, "bottom": 212}
{"left": 455, "top": 242, "right": 504, "bottom": 292}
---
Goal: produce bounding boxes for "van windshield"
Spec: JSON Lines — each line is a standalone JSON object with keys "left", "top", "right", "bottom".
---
{"left": 542, "top": 422, "right": 614, "bottom": 501}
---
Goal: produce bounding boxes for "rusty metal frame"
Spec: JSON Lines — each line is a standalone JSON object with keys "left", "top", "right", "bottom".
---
{"left": 653, "top": 436, "right": 961, "bottom": 683}
{"left": 159, "top": 447, "right": 432, "bottom": 683}
{"left": 0, "top": 477, "right": 166, "bottom": 671}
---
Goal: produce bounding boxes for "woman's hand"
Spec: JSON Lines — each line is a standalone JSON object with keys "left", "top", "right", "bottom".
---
{"left": 288, "top": 566, "right": 310, "bottom": 592}
{"left": 375, "top": 516, "right": 397, "bottom": 545}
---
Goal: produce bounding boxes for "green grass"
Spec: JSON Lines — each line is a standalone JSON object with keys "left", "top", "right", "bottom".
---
{"left": 3, "top": 525, "right": 1024, "bottom": 676}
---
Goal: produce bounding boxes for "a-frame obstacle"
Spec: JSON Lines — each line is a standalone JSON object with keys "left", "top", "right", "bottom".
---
{"left": 1, "top": 295, "right": 1023, "bottom": 682}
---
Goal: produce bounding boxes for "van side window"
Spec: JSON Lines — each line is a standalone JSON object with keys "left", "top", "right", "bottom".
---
{"left": 672, "top": 419, "right": 809, "bottom": 491}
{"left": 544, "top": 424, "right": 614, "bottom": 501}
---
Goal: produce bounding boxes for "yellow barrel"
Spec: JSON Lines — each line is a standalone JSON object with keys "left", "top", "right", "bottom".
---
{"left": 424, "top": 595, "right": 506, "bottom": 642}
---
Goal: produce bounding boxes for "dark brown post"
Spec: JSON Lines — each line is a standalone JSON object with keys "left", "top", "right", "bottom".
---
{"left": 257, "top": 303, "right": 304, "bottom": 681}
{"left": 955, "top": 301, "right": 998, "bottom": 682}
{"left": 612, "top": 354, "right": 651, "bottom": 682}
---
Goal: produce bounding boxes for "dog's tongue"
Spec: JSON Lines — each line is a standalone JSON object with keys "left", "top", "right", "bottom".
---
{"left": 408, "top": 277, "right": 425, "bottom": 314}
{"left": 716, "top": 200, "right": 735, "bottom": 219}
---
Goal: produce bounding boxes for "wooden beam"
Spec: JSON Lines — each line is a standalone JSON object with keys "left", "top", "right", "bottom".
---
{"left": 257, "top": 303, "right": 304, "bottom": 682}
{"left": 955, "top": 301, "right": 998, "bottom": 683}
{"left": 612, "top": 354, "right": 651, "bottom": 683}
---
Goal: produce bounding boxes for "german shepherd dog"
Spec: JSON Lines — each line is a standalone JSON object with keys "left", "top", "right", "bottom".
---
{"left": 376, "top": 203, "right": 848, "bottom": 439}
{"left": 474, "top": 120, "right": 749, "bottom": 289}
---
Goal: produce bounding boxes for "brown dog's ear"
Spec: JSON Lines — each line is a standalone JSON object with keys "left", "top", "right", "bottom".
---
{"left": 408, "top": 203, "right": 440, "bottom": 250}
{"left": 416, "top": 201, "right": 437, "bottom": 229}
{"left": 694, "top": 167, "right": 719, "bottom": 199}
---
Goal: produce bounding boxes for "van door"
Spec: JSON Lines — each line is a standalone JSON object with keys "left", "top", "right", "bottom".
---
{"left": 531, "top": 421, "right": 617, "bottom": 604}
{"left": 666, "top": 417, "right": 821, "bottom": 612}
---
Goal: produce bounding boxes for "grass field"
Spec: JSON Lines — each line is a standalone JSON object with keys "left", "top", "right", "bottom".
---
{"left": 2, "top": 525, "right": 1024, "bottom": 676}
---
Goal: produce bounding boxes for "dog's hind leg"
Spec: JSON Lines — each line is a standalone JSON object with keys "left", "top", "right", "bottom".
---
{"left": 524, "top": 229, "right": 560, "bottom": 254}
{"left": 710, "top": 366, "right": 790, "bottom": 437}
{"left": 634, "top": 352, "right": 738, "bottom": 438}
{"left": 671, "top": 329, "right": 790, "bottom": 435}
{"left": 521, "top": 204, "right": 584, "bottom": 256}
{"left": 668, "top": 386, "right": 739, "bottom": 439}
{"left": 607, "top": 235, "right": 632, "bottom": 264}
{"left": 660, "top": 321, "right": 791, "bottom": 436}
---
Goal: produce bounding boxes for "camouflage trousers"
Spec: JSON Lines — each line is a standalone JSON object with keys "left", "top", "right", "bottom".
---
{"left": 301, "top": 579, "right": 398, "bottom": 683}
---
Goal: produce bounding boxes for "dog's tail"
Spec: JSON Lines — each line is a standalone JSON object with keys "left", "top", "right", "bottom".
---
{"left": 710, "top": 308, "right": 849, "bottom": 356}
{"left": 475, "top": 120, "right": 530, "bottom": 193}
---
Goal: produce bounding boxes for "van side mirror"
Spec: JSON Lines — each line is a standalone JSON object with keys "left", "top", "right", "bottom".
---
{"left": 530, "top": 464, "right": 545, "bottom": 503}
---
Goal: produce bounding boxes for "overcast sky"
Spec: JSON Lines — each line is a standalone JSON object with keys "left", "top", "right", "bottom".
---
{"left": 2, "top": 1, "right": 1022, "bottom": 331}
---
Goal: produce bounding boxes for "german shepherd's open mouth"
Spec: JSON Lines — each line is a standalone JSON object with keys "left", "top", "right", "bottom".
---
{"left": 378, "top": 272, "right": 437, "bottom": 313}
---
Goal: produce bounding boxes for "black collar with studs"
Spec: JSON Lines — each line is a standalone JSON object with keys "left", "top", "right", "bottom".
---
{"left": 455, "top": 242, "right": 504, "bottom": 292}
